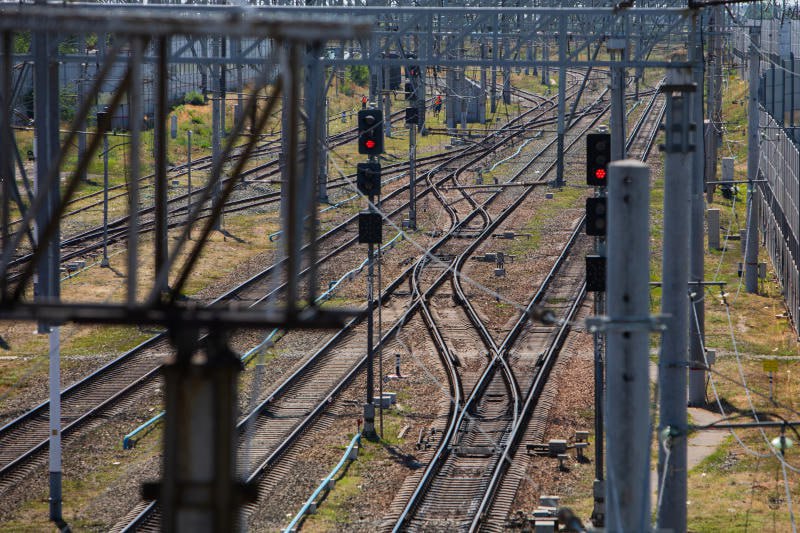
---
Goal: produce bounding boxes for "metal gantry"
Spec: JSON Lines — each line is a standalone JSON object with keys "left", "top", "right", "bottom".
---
{"left": 0, "top": 5, "right": 366, "bottom": 530}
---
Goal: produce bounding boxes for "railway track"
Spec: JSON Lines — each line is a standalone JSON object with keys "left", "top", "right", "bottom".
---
{"left": 0, "top": 84, "right": 574, "bottom": 517}
{"left": 390, "top": 80, "right": 665, "bottom": 532}
{"left": 116, "top": 79, "right": 596, "bottom": 530}
{"left": 4, "top": 96, "right": 439, "bottom": 279}
{"left": 471, "top": 80, "right": 666, "bottom": 532}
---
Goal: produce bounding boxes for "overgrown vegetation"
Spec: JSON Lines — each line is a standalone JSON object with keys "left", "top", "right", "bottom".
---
{"left": 183, "top": 90, "right": 205, "bottom": 106}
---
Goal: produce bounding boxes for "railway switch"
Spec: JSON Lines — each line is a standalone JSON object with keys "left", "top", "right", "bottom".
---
{"left": 358, "top": 109, "right": 384, "bottom": 155}
{"left": 358, "top": 211, "right": 383, "bottom": 244}
{"left": 585, "top": 197, "right": 607, "bottom": 236}
{"left": 356, "top": 162, "right": 382, "bottom": 196}
{"left": 586, "top": 133, "right": 610, "bottom": 187}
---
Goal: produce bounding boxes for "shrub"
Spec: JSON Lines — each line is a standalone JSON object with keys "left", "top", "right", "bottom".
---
{"left": 347, "top": 65, "right": 370, "bottom": 87}
{"left": 183, "top": 90, "right": 205, "bottom": 106}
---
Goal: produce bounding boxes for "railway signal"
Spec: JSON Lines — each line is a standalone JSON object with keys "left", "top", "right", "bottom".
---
{"left": 405, "top": 106, "right": 419, "bottom": 125}
{"left": 357, "top": 162, "right": 382, "bottom": 196}
{"left": 585, "top": 254, "right": 606, "bottom": 292}
{"left": 585, "top": 197, "right": 607, "bottom": 236}
{"left": 358, "top": 109, "right": 384, "bottom": 156}
{"left": 586, "top": 133, "right": 610, "bottom": 186}
{"left": 358, "top": 212, "right": 383, "bottom": 244}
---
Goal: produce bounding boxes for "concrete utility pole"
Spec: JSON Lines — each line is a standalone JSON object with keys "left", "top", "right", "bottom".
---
{"left": 542, "top": 39, "right": 549, "bottom": 86}
{"left": 657, "top": 67, "right": 695, "bottom": 533}
{"left": 706, "top": 7, "right": 724, "bottom": 188}
{"left": 408, "top": 119, "right": 417, "bottom": 230}
{"left": 33, "top": 19, "right": 64, "bottom": 528}
{"left": 154, "top": 37, "right": 169, "bottom": 295}
{"left": 158, "top": 331, "right": 243, "bottom": 531}
{"left": 608, "top": 38, "right": 626, "bottom": 161}
{"left": 555, "top": 17, "right": 567, "bottom": 187}
{"left": 77, "top": 62, "right": 87, "bottom": 182}
{"left": 491, "top": 51, "right": 497, "bottom": 114}
{"left": 746, "top": 26, "right": 761, "bottom": 294}
{"left": 280, "top": 44, "right": 296, "bottom": 233}
{"left": 383, "top": 65, "right": 391, "bottom": 139}
{"left": 101, "top": 131, "right": 110, "bottom": 267}
{"left": 319, "top": 97, "right": 329, "bottom": 203}
{"left": 689, "top": 16, "right": 706, "bottom": 407}
{"left": 604, "top": 160, "right": 651, "bottom": 532}
{"left": 480, "top": 42, "right": 487, "bottom": 116}
{"left": 211, "top": 35, "right": 222, "bottom": 231}
{"left": 187, "top": 130, "right": 193, "bottom": 240}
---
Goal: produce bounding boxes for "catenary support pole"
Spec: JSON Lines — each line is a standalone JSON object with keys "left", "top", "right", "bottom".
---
{"left": 154, "top": 37, "right": 169, "bottom": 294}
{"left": 0, "top": 32, "right": 10, "bottom": 298}
{"left": 158, "top": 329, "right": 242, "bottom": 532}
{"left": 101, "top": 132, "right": 109, "bottom": 267}
{"left": 656, "top": 67, "right": 695, "bottom": 533}
{"left": 77, "top": 64, "right": 87, "bottom": 182}
{"left": 542, "top": 39, "right": 549, "bottom": 86}
{"left": 408, "top": 122, "right": 417, "bottom": 230}
{"left": 384, "top": 72, "right": 392, "bottom": 139}
{"left": 187, "top": 130, "right": 193, "bottom": 240}
{"left": 689, "top": 15, "right": 706, "bottom": 406}
{"left": 211, "top": 36, "right": 222, "bottom": 231}
{"left": 319, "top": 97, "right": 329, "bottom": 203}
{"left": 746, "top": 26, "right": 760, "bottom": 294}
{"left": 609, "top": 39, "right": 626, "bottom": 161}
{"left": 555, "top": 17, "right": 567, "bottom": 187}
{"left": 604, "top": 160, "right": 651, "bottom": 532}
{"left": 34, "top": 17, "right": 64, "bottom": 527}
{"left": 48, "top": 327, "right": 63, "bottom": 528}
{"left": 127, "top": 38, "right": 143, "bottom": 304}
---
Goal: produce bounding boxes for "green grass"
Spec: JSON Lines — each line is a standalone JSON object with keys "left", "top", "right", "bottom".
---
{"left": 61, "top": 326, "right": 153, "bottom": 357}
{"left": 301, "top": 410, "right": 409, "bottom": 530}
{"left": 511, "top": 185, "right": 584, "bottom": 255}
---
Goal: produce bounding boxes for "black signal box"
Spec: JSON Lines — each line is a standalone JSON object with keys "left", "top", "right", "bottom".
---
{"left": 585, "top": 197, "right": 607, "bottom": 236}
{"left": 586, "top": 254, "right": 606, "bottom": 292}
{"left": 357, "top": 162, "right": 382, "bottom": 197}
{"left": 405, "top": 106, "right": 419, "bottom": 125}
{"left": 586, "top": 133, "right": 611, "bottom": 187}
{"left": 358, "top": 109, "right": 384, "bottom": 156}
{"left": 358, "top": 212, "right": 383, "bottom": 244}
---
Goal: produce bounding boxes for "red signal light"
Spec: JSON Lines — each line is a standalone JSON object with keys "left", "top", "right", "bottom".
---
{"left": 594, "top": 168, "right": 606, "bottom": 180}
{"left": 365, "top": 140, "right": 376, "bottom": 149}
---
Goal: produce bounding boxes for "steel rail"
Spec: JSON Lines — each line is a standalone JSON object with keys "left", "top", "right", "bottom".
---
{"left": 470, "top": 79, "right": 667, "bottom": 531}
{"left": 122, "top": 79, "right": 583, "bottom": 531}
{"left": 391, "top": 87, "right": 613, "bottom": 531}
{"left": 1, "top": 80, "right": 571, "bottom": 525}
